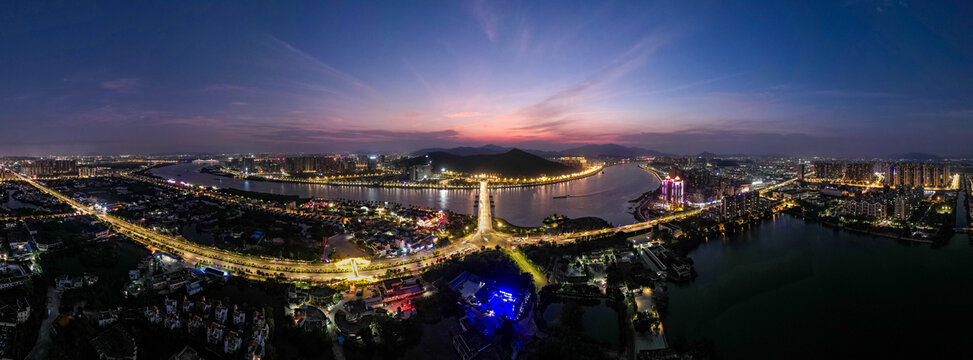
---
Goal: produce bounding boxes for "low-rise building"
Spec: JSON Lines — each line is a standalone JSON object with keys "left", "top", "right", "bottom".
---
{"left": 0, "top": 298, "right": 30, "bottom": 324}
{"left": 90, "top": 325, "right": 137, "bottom": 360}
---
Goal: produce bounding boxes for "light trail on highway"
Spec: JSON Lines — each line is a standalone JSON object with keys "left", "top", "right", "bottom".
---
{"left": 16, "top": 170, "right": 801, "bottom": 283}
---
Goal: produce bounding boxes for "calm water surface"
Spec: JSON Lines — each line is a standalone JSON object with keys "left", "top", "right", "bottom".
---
{"left": 150, "top": 163, "right": 659, "bottom": 227}
{"left": 666, "top": 212, "right": 973, "bottom": 359}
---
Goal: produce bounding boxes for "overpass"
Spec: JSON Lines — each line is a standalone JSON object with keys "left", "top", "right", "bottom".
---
{"left": 471, "top": 181, "right": 498, "bottom": 242}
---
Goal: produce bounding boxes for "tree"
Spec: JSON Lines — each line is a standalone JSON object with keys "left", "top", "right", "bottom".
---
{"left": 633, "top": 311, "right": 659, "bottom": 333}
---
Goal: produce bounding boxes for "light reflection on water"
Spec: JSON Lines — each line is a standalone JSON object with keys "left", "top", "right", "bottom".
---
{"left": 150, "top": 163, "right": 660, "bottom": 226}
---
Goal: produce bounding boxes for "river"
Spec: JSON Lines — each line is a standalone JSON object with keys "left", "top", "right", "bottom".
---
{"left": 149, "top": 162, "right": 660, "bottom": 227}
{"left": 665, "top": 213, "right": 973, "bottom": 359}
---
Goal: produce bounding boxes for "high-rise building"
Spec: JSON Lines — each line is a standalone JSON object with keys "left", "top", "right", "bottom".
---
{"left": 661, "top": 176, "right": 685, "bottom": 206}
{"left": 409, "top": 164, "right": 432, "bottom": 181}
{"left": 717, "top": 190, "right": 761, "bottom": 220}
{"left": 280, "top": 156, "right": 341, "bottom": 174}
{"left": 22, "top": 159, "right": 77, "bottom": 177}
{"left": 558, "top": 157, "right": 587, "bottom": 170}
{"left": 367, "top": 156, "right": 378, "bottom": 172}
{"left": 811, "top": 161, "right": 875, "bottom": 183}
{"left": 812, "top": 161, "right": 844, "bottom": 180}
{"left": 0, "top": 168, "right": 17, "bottom": 181}
{"left": 798, "top": 164, "right": 805, "bottom": 182}
{"left": 893, "top": 197, "right": 908, "bottom": 220}
{"left": 884, "top": 163, "right": 951, "bottom": 188}
{"left": 845, "top": 162, "right": 874, "bottom": 183}
{"left": 236, "top": 156, "right": 255, "bottom": 173}
{"left": 78, "top": 167, "right": 102, "bottom": 177}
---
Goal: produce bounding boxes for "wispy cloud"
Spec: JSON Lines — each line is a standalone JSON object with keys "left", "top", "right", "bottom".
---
{"left": 640, "top": 73, "right": 741, "bottom": 96}
{"left": 251, "top": 125, "right": 460, "bottom": 144}
{"left": 514, "top": 17, "right": 531, "bottom": 57}
{"left": 444, "top": 112, "right": 486, "bottom": 118}
{"left": 100, "top": 78, "right": 140, "bottom": 93}
{"left": 511, "top": 119, "right": 574, "bottom": 132}
{"left": 469, "top": 0, "right": 500, "bottom": 42}
{"left": 263, "top": 35, "right": 377, "bottom": 95}
{"left": 516, "top": 34, "right": 672, "bottom": 122}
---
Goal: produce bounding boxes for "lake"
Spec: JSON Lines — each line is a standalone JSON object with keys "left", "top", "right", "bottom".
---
{"left": 150, "top": 162, "right": 660, "bottom": 227}
{"left": 665, "top": 212, "right": 973, "bottom": 359}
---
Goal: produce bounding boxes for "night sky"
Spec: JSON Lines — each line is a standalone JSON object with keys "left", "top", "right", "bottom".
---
{"left": 1, "top": 1, "right": 971, "bottom": 156}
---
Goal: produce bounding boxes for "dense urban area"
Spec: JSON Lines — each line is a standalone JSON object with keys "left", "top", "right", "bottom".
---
{"left": 0, "top": 149, "right": 969, "bottom": 360}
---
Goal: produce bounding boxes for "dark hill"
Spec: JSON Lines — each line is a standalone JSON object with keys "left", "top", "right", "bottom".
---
{"left": 406, "top": 149, "right": 574, "bottom": 178}
{"left": 411, "top": 144, "right": 511, "bottom": 157}
{"left": 412, "top": 144, "right": 558, "bottom": 158}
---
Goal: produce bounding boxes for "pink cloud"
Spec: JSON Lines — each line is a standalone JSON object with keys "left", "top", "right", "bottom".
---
{"left": 443, "top": 112, "right": 486, "bottom": 118}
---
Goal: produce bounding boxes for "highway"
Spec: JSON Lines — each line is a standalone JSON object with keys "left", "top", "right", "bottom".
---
{"left": 15, "top": 170, "right": 801, "bottom": 283}
{"left": 0, "top": 212, "right": 77, "bottom": 222}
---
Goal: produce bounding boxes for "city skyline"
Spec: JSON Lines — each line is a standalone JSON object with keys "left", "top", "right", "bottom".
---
{"left": 2, "top": 1, "right": 973, "bottom": 156}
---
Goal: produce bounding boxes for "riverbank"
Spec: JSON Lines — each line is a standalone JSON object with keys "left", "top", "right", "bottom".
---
{"left": 785, "top": 209, "right": 950, "bottom": 245}
{"left": 638, "top": 164, "right": 664, "bottom": 183}
{"left": 150, "top": 162, "right": 660, "bottom": 227}
{"left": 214, "top": 164, "right": 607, "bottom": 190}
{"left": 820, "top": 219, "right": 935, "bottom": 244}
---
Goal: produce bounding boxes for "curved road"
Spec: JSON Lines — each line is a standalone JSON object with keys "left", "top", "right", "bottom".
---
{"left": 16, "top": 170, "right": 800, "bottom": 283}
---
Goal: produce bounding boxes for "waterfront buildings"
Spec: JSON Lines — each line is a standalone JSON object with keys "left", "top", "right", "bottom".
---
{"left": 842, "top": 196, "right": 887, "bottom": 218}
{"left": 661, "top": 176, "right": 685, "bottom": 207}
{"left": 716, "top": 190, "right": 761, "bottom": 220}
{"left": 558, "top": 156, "right": 588, "bottom": 170}
{"left": 408, "top": 163, "right": 432, "bottom": 181}
{"left": 283, "top": 155, "right": 342, "bottom": 174}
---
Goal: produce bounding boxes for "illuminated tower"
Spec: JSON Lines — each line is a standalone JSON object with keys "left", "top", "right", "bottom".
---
{"left": 662, "top": 176, "right": 684, "bottom": 206}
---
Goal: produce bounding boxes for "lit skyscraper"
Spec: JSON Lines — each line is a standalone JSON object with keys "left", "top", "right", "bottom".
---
{"left": 662, "top": 176, "right": 685, "bottom": 206}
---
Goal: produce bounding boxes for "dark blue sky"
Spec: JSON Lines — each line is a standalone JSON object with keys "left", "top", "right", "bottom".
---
{"left": 1, "top": 0, "right": 971, "bottom": 156}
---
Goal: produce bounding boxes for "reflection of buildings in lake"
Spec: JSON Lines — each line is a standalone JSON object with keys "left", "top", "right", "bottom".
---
{"left": 150, "top": 163, "right": 660, "bottom": 226}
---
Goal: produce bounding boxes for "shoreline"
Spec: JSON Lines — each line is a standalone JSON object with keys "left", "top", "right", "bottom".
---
{"left": 823, "top": 221, "right": 936, "bottom": 244}
{"left": 638, "top": 163, "right": 664, "bottom": 183}
{"left": 205, "top": 163, "right": 610, "bottom": 190}
{"left": 778, "top": 211, "right": 940, "bottom": 244}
